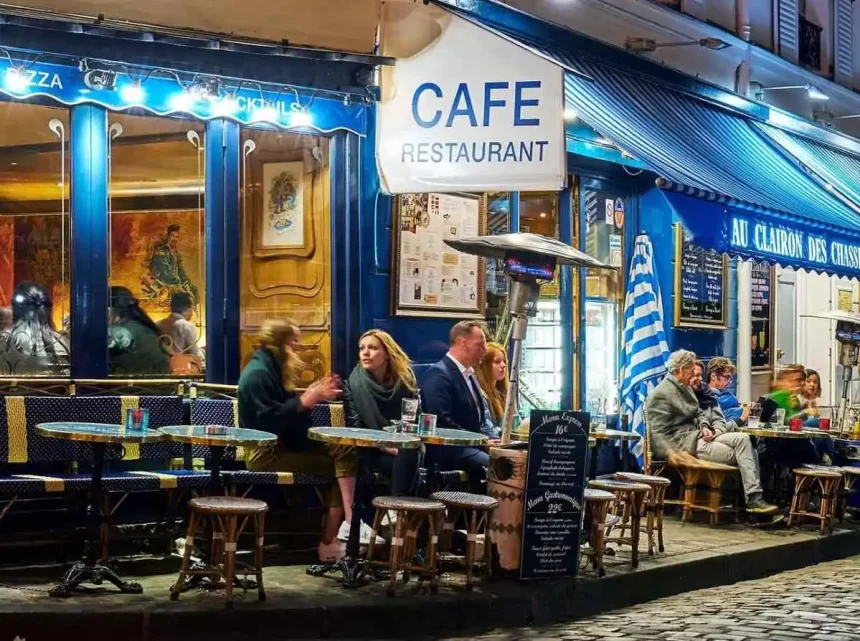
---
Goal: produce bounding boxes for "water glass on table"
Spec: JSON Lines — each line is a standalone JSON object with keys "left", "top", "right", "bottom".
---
{"left": 774, "top": 408, "right": 787, "bottom": 429}
{"left": 419, "top": 413, "right": 437, "bottom": 436}
{"left": 746, "top": 403, "right": 761, "bottom": 429}
{"left": 125, "top": 408, "right": 150, "bottom": 431}
{"left": 401, "top": 398, "right": 419, "bottom": 423}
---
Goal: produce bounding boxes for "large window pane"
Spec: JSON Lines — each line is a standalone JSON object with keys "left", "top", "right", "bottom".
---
{"left": 485, "top": 191, "right": 511, "bottom": 342}
{"left": 240, "top": 129, "right": 331, "bottom": 385}
{"left": 108, "top": 113, "right": 205, "bottom": 377}
{"left": 0, "top": 102, "right": 70, "bottom": 377}
{"left": 519, "top": 193, "right": 561, "bottom": 411}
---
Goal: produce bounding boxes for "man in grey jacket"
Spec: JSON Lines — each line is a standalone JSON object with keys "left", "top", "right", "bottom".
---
{"left": 646, "top": 349, "right": 777, "bottom": 515}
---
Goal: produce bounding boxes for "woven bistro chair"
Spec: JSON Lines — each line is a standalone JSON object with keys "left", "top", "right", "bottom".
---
{"left": 614, "top": 471, "right": 670, "bottom": 555}
{"left": 582, "top": 488, "right": 615, "bottom": 577}
{"left": 365, "top": 495, "right": 446, "bottom": 596}
{"left": 587, "top": 478, "right": 650, "bottom": 569}
{"left": 791, "top": 467, "right": 843, "bottom": 534}
{"left": 431, "top": 491, "right": 498, "bottom": 589}
{"left": 170, "top": 496, "right": 268, "bottom": 608}
{"left": 643, "top": 407, "right": 740, "bottom": 524}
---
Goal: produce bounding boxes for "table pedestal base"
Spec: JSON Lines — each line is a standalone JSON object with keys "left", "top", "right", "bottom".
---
{"left": 49, "top": 562, "right": 143, "bottom": 598}
{"left": 307, "top": 555, "right": 367, "bottom": 588}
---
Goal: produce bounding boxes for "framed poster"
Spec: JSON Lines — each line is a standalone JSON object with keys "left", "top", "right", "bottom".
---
{"left": 250, "top": 150, "right": 315, "bottom": 258}
{"left": 391, "top": 192, "right": 487, "bottom": 318}
{"left": 673, "top": 224, "right": 728, "bottom": 329}
{"left": 750, "top": 263, "right": 774, "bottom": 371}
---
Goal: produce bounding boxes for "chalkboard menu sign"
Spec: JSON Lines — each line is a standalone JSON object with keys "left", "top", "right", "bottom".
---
{"left": 520, "top": 411, "right": 589, "bottom": 580}
{"left": 750, "top": 263, "right": 774, "bottom": 370}
{"left": 673, "top": 224, "right": 728, "bottom": 328}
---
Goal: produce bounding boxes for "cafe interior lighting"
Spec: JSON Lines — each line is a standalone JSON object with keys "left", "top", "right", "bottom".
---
{"left": 119, "top": 79, "right": 145, "bottom": 104}
{"left": 4, "top": 66, "right": 28, "bottom": 93}
{"left": 753, "top": 82, "right": 829, "bottom": 101}
{"left": 212, "top": 91, "right": 239, "bottom": 116}
{"left": 289, "top": 108, "right": 313, "bottom": 128}
{"left": 625, "top": 37, "right": 731, "bottom": 52}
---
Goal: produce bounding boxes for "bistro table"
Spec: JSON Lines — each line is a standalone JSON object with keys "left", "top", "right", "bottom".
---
{"left": 306, "top": 427, "right": 421, "bottom": 588}
{"left": 36, "top": 422, "right": 165, "bottom": 597}
{"left": 158, "top": 425, "right": 277, "bottom": 493}
{"left": 420, "top": 427, "right": 488, "bottom": 447}
{"left": 589, "top": 429, "right": 641, "bottom": 480}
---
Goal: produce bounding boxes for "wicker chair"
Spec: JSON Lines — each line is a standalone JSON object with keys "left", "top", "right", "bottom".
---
{"left": 643, "top": 407, "right": 740, "bottom": 525}
{"left": 170, "top": 496, "right": 268, "bottom": 608}
{"left": 614, "top": 471, "right": 670, "bottom": 555}
{"left": 790, "top": 467, "right": 843, "bottom": 534}
{"left": 365, "top": 496, "right": 446, "bottom": 596}
{"left": 431, "top": 491, "right": 498, "bottom": 589}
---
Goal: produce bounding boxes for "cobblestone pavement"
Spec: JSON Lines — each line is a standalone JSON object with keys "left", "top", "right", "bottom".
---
{"left": 443, "top": 556, "right": 860, "bottom": 641}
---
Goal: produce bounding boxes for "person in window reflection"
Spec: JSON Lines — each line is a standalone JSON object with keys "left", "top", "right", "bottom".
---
{"left": 0, "top": 307, "right": 11, "bottom": 332}
{"left": 141, "top": 224, "right": 198, "bottom": 305}
{"left": 421, "top": 320, "right": 490, "bottom": 493}
{"left": 108, "top": 286, "right": 170, "bottom": 376}
{"left": 342, "top": 329, "right": 421, "bottom": 496}
{"left": 157, "top": 292, "right": 205, "bottom": 374}
{"left": 475, "top": 342, "right": 512, "bottom": 439}
{"left": 238, "top": 319, "right": 378, "bottom": 562}
{"left": 0, "top": 282, "right": 69, "bottom": 376}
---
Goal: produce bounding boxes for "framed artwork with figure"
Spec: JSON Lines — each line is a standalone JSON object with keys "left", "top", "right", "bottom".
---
{"left": 250, "top": 149, "right": 315, "bottom": 258}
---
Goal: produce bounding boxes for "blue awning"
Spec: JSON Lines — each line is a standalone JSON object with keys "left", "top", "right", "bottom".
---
{"left": 431, "top": 0, "right": 860, "bottom": 278}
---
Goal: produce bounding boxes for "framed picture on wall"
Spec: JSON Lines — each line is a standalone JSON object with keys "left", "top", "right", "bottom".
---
{"left": 250, "top": 149, "right": 316, "bottom": 258}
{"left": 390, "top": 192, "right": 487, "bottom": 318}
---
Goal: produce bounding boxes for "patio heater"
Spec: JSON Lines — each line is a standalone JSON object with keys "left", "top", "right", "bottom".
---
{"left": 444, "top": 233, "right": 615, "bottom": 444}
{"left": 801, "top": 310, "right": 860, "bottom": 436}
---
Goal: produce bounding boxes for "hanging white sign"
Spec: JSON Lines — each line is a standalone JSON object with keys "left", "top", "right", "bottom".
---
{"left": 377, "top": 16, "right": 566, "bottom": 194}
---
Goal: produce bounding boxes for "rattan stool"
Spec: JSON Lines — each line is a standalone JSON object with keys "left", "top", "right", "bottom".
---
{"left": 431, "top": 491, "right": 499, "bottom": 589}
{"left": 838, "top": 466, "right": 860, "bottom": 519}
{"left": 614, "top": 472, "right": 670, "bottom": 555}
{"left": 170, "top": 496, "right": 268, "bottom": 607}
{"left": 789, "top": 468, "right": 843, "bottom": 534}
{"left": 587, "top": 478, "right": 650, "bottom": 568}
{"left": 366, "top": 496, "right": 446, "bottom": 596}
{"left": 583, "top": 488, "right": 615, "bottom": 577}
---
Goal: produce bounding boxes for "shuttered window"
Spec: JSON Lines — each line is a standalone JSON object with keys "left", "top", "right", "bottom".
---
{"left": 834, "top": 0, "right": 854, "bottom": 85}
{"left": 778, "top": 0, "right": 800, "bottom": 64}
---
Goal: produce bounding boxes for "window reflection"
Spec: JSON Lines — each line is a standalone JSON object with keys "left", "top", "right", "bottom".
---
{"left": 485, "top": 191, "right": 510, "bottom": 343}
{"left": 107, "top": 113, "right": 205, "bottom": 377}
{"left": 0, "top": 102, "right": 70, "bottom": 377}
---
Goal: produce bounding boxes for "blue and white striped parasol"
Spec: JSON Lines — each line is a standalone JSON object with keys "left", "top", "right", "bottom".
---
{"left": 619, "top": 234, "right": 670, "bottom": 469}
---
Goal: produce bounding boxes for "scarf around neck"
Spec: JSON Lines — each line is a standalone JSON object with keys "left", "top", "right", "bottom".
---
{"left": 347, "top": 364, "right": 411, "bottom": 430}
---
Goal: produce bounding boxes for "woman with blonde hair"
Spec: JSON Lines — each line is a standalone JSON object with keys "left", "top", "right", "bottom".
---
{"left": 238, "top": 318, "right": 381, "bottom": 562}
{"left": 475, "top": 342, "right": 510, "bottom": 437}
{"left": 343, "top": 329, "right": 421, "bottom": 496}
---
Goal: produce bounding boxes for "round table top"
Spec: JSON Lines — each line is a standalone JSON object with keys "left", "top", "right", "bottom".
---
{"left": 739, "top": 427, "right": 830, "bottom": 439}
{"left": 591, "top": 429, "right": 641, "bottom": 441}
{"left": 420, "top": 428, "right": 488, "bottom": 447}
{"left": 308, "top": 427, "right": 421, "bottom": 449}
{"left": 37, "top": 422, "right": 165, "bottom": 444}
{"left": 158, "top": 425, "right": 277, "bottom": 447}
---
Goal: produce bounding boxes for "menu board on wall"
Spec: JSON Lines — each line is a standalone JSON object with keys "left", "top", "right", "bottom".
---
{"left": 673, "top": 224, "right": 728, "bottom": 328}
{"left": 750, "top": 263, "right": 773, "bottom": 370}
{"left": 391, "top": 193, "right": 486, "bottom": 318}
{"left": 520, "top": 410, "right": 588, "bottom": 580}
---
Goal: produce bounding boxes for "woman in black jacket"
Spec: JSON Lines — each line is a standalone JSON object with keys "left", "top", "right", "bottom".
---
{"left": 342, "top": 329, "right": 421, "bottom": 496}
{"left": 238, "top": 318, "right": 381, "bottom": 561}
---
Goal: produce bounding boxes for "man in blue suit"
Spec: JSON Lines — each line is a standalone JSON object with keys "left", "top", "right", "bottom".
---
{"left": 421, "top": 320, "right": 490, "bottom": 492}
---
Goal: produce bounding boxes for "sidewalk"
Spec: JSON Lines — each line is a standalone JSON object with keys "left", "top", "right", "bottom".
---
{"left": 3, "top": 519, "right": 860, "bottom": 641}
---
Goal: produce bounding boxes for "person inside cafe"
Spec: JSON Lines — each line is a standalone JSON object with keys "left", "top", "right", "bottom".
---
{"left": 342, "top": 329, "right": 421, "bottom": 496}
{"left": 706, "top": 357, "right": 749, "bottom": 428}
{"left": 476, "top": 341, "right": 511, "bottom": 439}
{"left": 645, "top": 349, "right": 777, "bottom": 514}
{"left": 237, "top": 318, "right": 381, "bottom": 562}
{"left": 0, "top": 281, "right": 69, "bottom": 376}
{"left": 108, "top": 286, "right": 170, "bottom": 376}
{"left": 157, "top": 291, "right": 205, "bottom": 374}
{"left": 421, "top": 320, "right": 490, "bottom": 492}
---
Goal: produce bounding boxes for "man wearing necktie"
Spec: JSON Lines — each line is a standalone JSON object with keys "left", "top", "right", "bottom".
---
{"left": 421, "top": 320, "right": 490, "bottom": 493}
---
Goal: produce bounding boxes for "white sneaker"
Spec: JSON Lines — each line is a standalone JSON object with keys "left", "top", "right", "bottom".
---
{"left": 318, "top": 539, "right": 345, "bottom": 561}
{"left": 337, "top": 519, "right": 385, "bottom": 545}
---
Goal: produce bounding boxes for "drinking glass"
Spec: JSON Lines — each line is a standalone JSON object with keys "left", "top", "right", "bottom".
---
{"left": 126, "top": 408, "right": 150, "bottom": 431}
{"left": 419, "top": 413, "right": 438, "bottom": 436}
{"left": 746, "top": 403, "right": 761, "bottom": 429}
{"left": 774, "top": 408, "right": 786, "bottom": 427}
{"left": 401, "top": 398, "right": 419, "bottom": 423}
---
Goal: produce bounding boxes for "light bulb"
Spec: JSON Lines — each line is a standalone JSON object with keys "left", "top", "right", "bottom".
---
{"left": 4, "top": 67, "right": 29, "bottom": 94}
{"left": 120, "top": 80, "right": 145, "bottom": 104}
{"left": 212, "top": 93, "right": 238, "bottom": 117}
{"left": 289, "top": 110, "right": 312, "bottom": 128}
{"left": 170, "top": 90, "right": 195, "bottom": 111}
{"left": 252, "top": 104, "right": 279, "bottom": 122}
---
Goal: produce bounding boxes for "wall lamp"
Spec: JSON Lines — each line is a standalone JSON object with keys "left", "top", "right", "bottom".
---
{"left": 625, "top": 37, "right": 731, "bottom": 53}
{"left": 752, "top": 82, "right": 829, "bottom": 101}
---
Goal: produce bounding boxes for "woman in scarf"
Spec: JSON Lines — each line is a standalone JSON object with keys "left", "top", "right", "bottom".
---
{"left": 342, "top": 329, "right": 421, "bottom": 496}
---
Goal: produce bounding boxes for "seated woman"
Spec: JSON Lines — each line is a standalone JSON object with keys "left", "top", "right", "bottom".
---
{"left": 342, "top": 329, "right": 421, "bottom": 496}
{"left": 475, "top": 342, "right": 511, "bottom": 439}
{"left": 758, "top": 364, "right": 821, "bottom": 470}
{"left": 798, "top": 368, "right": 834, "bottom": 464}
{"left": 0, "top": 282, "right": 69, "bottom": 376}
{"left": 108, "top": 286, "right": 169, "bottom": 376}
{"left": 238, "top": 319, "right": 378, "bottom": 562}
